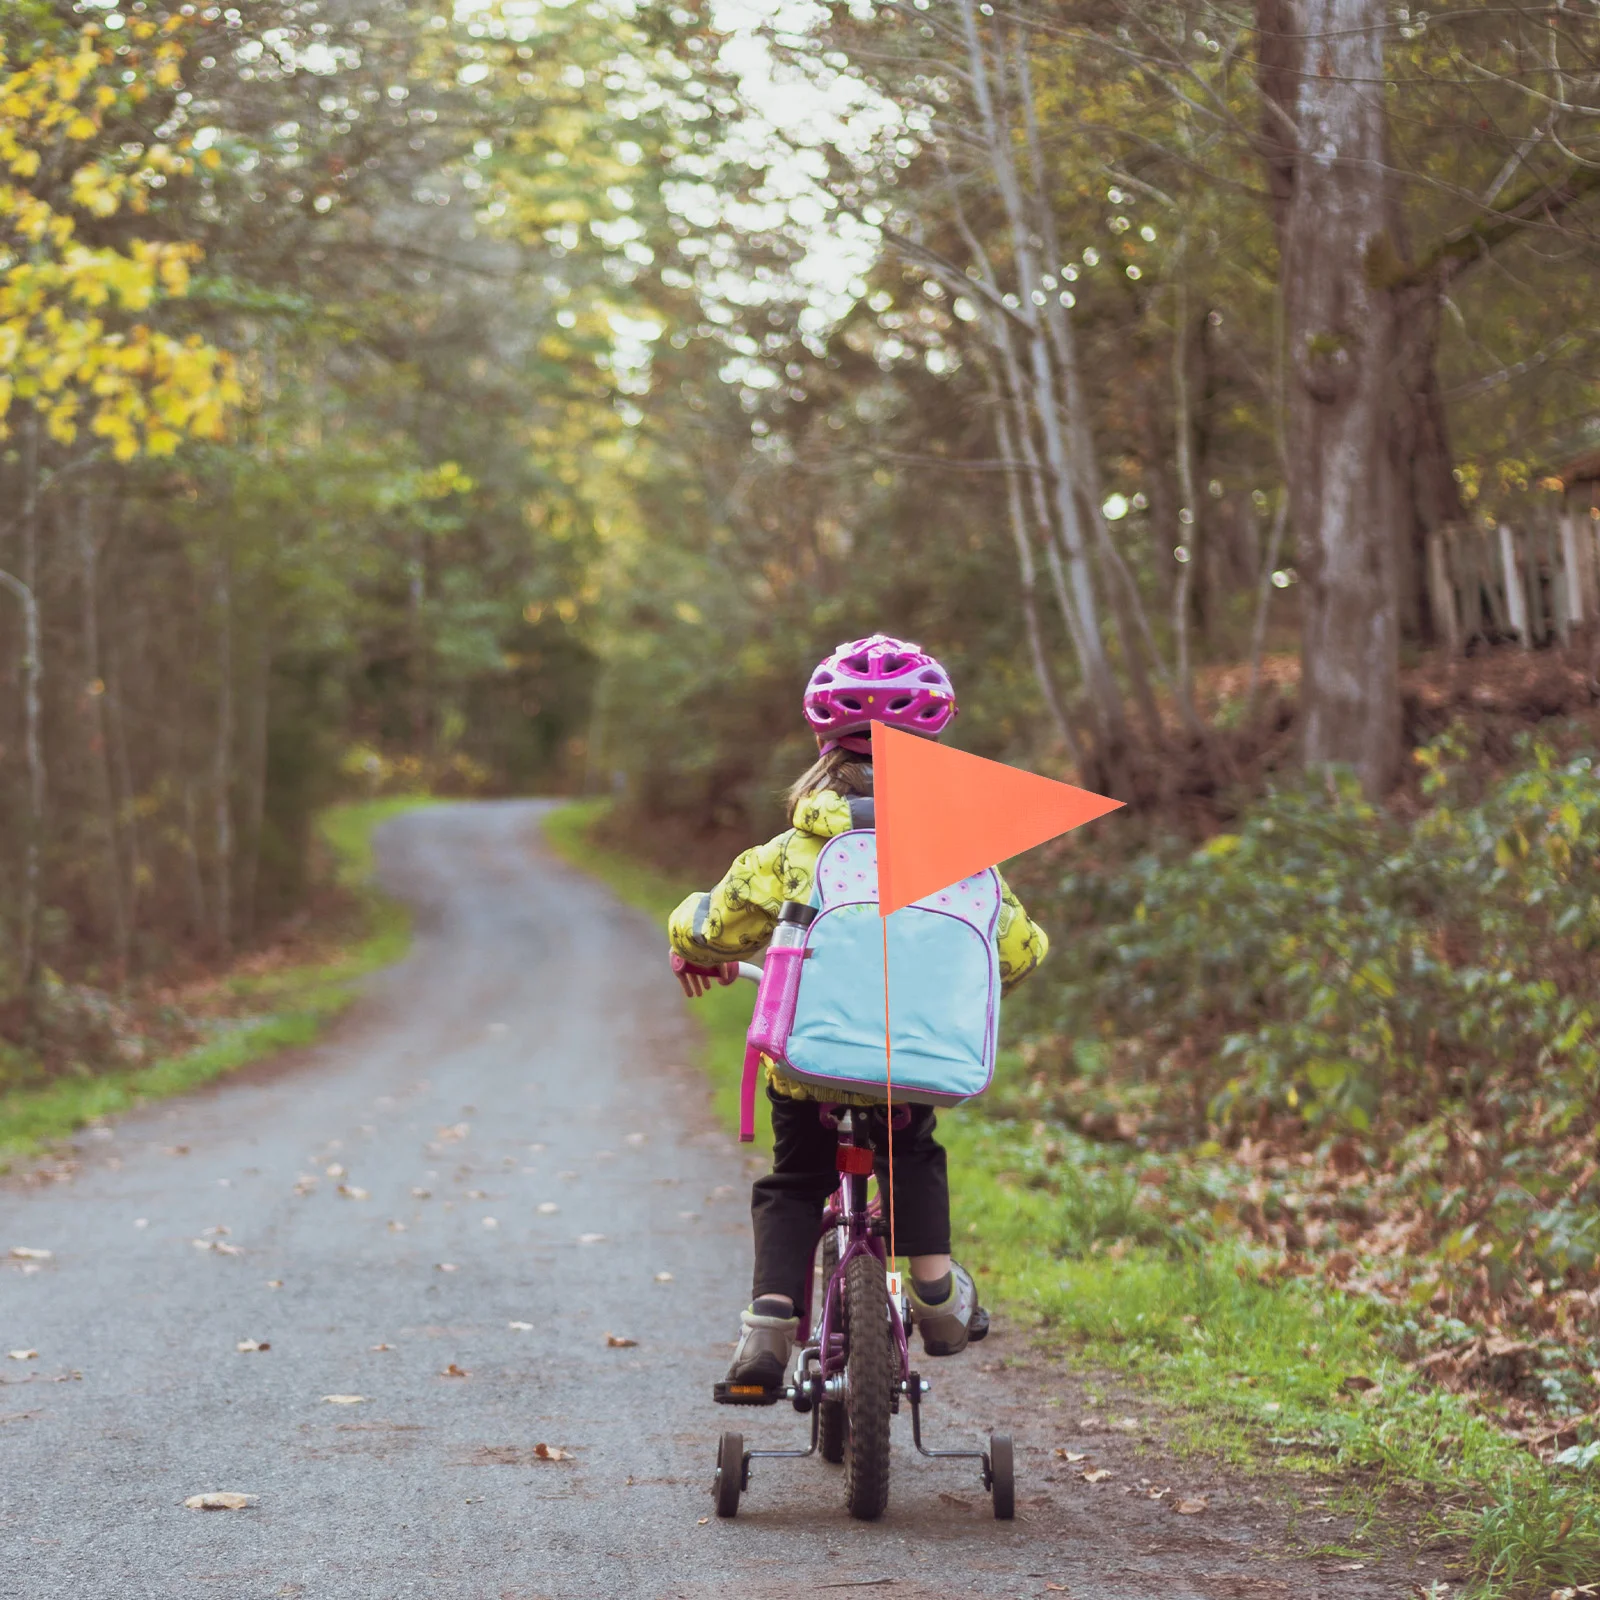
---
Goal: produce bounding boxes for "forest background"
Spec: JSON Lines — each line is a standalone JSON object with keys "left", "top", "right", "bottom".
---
{"left": 5, "top": 1, "right": 1600, "bottom": 1588}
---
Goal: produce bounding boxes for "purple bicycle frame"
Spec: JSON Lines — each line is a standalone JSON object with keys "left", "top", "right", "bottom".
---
{"left": 796, "top": 1121, "right": 911, "bottom": 1390}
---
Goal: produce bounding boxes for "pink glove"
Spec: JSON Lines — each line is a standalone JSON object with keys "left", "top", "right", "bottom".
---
{"left": 671, "top": 951, "right": 739, "bottom": 998}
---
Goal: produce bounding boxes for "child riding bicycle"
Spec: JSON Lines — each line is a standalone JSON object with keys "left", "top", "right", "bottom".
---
{"left": 667, "top": 635, "right": 1050, "bottom": 1397}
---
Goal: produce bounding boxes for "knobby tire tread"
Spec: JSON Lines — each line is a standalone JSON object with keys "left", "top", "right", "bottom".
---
{"left": 819, "top": 1231, "right": 846, "bottom": 1464}
{"left": 843, "top": 1251, "right": 892, "bottom": 1520}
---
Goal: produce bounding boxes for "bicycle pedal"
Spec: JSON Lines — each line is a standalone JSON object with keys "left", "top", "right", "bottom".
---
{"left": 713, "top": 1380, "right": 784, "bottom": 1407}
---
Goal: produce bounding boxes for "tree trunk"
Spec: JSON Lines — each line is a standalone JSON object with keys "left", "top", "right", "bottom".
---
{"left": 993, "top": 398, "right": 1088, "bottom": 771}
{"left": 0, "top": 567, "right": 43, "bottom": 1004}
{"left": 1389, "top": 282, "right": 1467, "bottom": 645}
{"left": 78, "top": 493, "right": 130, "bottom": 984}
{"left": 1259, "top": 0, "right": 1402, "bottom": 796}
{"left": 212, "top": 550, "right": 234, "bottom": 953}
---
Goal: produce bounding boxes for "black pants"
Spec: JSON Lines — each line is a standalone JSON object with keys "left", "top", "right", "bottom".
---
{"left": 750, "top": 1091, "right": 952, "bottom": 1306}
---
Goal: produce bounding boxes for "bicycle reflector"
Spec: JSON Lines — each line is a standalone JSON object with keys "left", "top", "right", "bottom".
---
{"left": 836, "top": 1145, "right": 875, "bottom": 1176}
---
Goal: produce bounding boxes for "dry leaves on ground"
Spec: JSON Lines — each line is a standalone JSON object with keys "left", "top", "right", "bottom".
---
{"left": 654, "top": 1272, "right": 674, "bottom": 1283}
{"left": 184, "top": 1492, "right": 255, "bottom": 1511}
{"left": 1080, "top": 1467, "right": 1114, "bottom": 1484}
{"left": 9, "top": 1247, "right": 51, "bottom": 1261}
{"left": 1174, "top": 1497, "right": 1208, "bottom": 1514}
{"left": 606, "top": 1333, "right": 638, "bottom": 1348}
{"left": 578, "top": 1233, "right": 606, "bottom": 1245}
{"left": 441, "top": 1363, "right": 470, "bottom": 1378}
{"left": 509, "top": 1320, "right": 533, "bottom": 1332}
{"left": 533, "top": 1442, "right": 571, "bottom": 1461}
{"left": 1053, "top": 1448, "right": 1087, "bottom": 1462}
{"left": 337, "top": 1184, "right": 369, "bottom": 1201}
{"left": 7, "top": 1350, "right": 38, "bottom": 1362}
{"left": 321, "top": 1394, "right": 366, "bottom": 1405}
{"left": 537, "top": 1203, "right": 559, "bottom": 1215}
{"left": 435, "top": 1263, "right": 458, "bottom": 1273}
{"left": 235, "top": 1340, "right": 269, "bottom": 1353}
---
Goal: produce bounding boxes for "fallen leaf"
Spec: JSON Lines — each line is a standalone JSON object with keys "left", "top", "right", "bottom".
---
{"left": 184, "top": 1492, "right": 255, "bottom": 1511}
{"left": 441, "top": 1363, "right": 469, "bottom": 1378}
{"left": 1341, "top": 1374, "right": 1378, "bottom": 1394}
{"left": 537, "top": 1203, "right": 559, "bottom": 1216}
{"left": 410, "top": 1187, "right": 432, "bottom": 1200}
{"left": 697, "top": 1516, "right": 709, "bottom": 1525}
{"left": 578, "top": 1233, "right": 606, "bottom": 1245}
{"left": 533, "top": 1442, "right": 570, "bottom": 1461}
{"left": 9, "top": 1247, "right": 51, "bottom": 1261}
{"left": 1174, "top": 1497, "right": 1208, "bottom": 1514}
{"left": 466, "top": 1189, "right": 488, "bottom": 1201}
{"left": 214, "top": 1242, "right": 242, "bottom": 1256}
{"left": 436, "top": 1263, "right": 458, "bottom": 1273}
{"left": 266, "top": 1279, "right": 283, "bottom": 1289}
{"left": 509, "top": 1321, "right": 534, "bottom": 1332}
{"left": 937, "top": 1491, "right": 973, "bottom": 1508}
{"left": 325, "top": 1164, "right": 346, "bottom": 1178}
{"left": 370, "top": 1344, "right": 394, "bottom": 1352}
{"left": 1111, "top": 1416, "right": 1140, "bottom": 1432}
{"left": 1053, "top": 1449, "right": 1088, "bottom": 1462}
{"left": 1080, "top": 1467, "right": 1114, "bottom": 1484}
{"left": 654, "top": 1272, "right": 674, "bottom": 1283}
{"left": 606, "top": 1333, "right": 638, "bottom": 1348}
{"left": 235, "top": 1340, "right": 269, "bottom": 1353}
{"left": 337, "top": 1185, "right": 369, "bottom": 1201}
{"left": 388, "top": 1221, "right": 407, "bottom": 1233}
{"left": 321, "top": 1394, "right": 366, "bottom": 1405}
{"left": 164, "top": 1145, "right": 189, "bottom": 1157}
{"left": 482, "top": 1217, "right": 498, "bottom": 1230}
{"left": 1044, "top": 1587, "right": 1069, "bottom": 1594}
{"left": 7, "top": 1350, "right": 38, "bottom": 1362}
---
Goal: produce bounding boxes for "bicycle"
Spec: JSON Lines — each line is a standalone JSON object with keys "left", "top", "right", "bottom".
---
{"left": 709, "top": 966, "right": 1014, "bottom": 1522}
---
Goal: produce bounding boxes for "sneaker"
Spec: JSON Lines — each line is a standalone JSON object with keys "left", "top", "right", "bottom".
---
{"left": 907, "top": 1262, "right": 983, "bottom": 1357}
{"left": 723, "top": 1302, "right": 799, "bottom": 1394}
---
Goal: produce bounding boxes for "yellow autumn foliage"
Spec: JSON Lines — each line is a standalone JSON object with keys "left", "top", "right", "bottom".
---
{"left": 0, "top": 21, "right": 239, "bottom": 461}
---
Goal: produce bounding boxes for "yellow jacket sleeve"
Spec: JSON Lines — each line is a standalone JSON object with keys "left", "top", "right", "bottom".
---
{"left": 667, "top": 834, "right": 790, "bottom": 962}
{"left": 995, "top": 873, "right": 1049, "bottom": 992}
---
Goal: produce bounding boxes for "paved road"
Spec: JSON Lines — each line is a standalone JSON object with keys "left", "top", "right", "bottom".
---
{"left": 2, "top": 803, "right": 1416, "bottom": 1598}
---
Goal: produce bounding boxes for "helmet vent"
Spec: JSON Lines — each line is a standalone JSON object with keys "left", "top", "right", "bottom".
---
{"left": 881, "top": 656, "right": 905, "bottom": 672}
{"left": 918, "top": 670, "right": 943, "bottom": 684}
{"left": 839, "top": 695, "right": 864, "bottom": 711}
{"left": 814, "top": 670, "right": 834, "bottom": 684}
{"left": 888, "top": 696, "right": 912, "bottom": 711}
{"left": 844, "top": 655, "right": 870, "bottom": 672}
{"left": 918, "top": 704, "right": 942, "bottom": 719}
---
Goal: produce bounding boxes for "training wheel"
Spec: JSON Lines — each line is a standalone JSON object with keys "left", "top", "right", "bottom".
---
{"left": 714, "top": 1430, "right": 744, "bottom": 1518}
{"left": 988, "top": 1432, "right": 1015, "bottom": 1520}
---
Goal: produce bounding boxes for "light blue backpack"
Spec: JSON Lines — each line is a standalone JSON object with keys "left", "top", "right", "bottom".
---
{"left": 739, "top": 830, "right": 1001, "bottom": 1138}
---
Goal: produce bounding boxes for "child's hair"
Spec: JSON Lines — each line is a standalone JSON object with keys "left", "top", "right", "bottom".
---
{"left": 786, "top": 747, "right": 874, "bottom": 810}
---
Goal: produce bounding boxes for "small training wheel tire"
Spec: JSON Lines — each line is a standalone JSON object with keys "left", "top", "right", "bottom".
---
{"left": 989, "top": 1432, "right": 1015, "bottom": 1520}
{"left": 714, "top": 1431, "right": 743, "bottom": 1518}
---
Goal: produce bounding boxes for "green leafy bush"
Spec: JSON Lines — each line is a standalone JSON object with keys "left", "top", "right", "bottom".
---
{"left": 1043, "top": 733, "right": 1600, "bottom": 1143}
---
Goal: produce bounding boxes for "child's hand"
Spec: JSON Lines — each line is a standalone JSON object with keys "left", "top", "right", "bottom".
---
{"left": 670, "top": 951, "right": 740, "bottom": 997}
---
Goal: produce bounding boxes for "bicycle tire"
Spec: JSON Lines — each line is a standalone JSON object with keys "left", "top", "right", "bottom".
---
{"left": 989, "top": 1432, "right": 1015, "bottom": 1520}
{"left": 818, "top": 1230, "right": 846, "bottom": 1464}
{"left": 714, "top": 1430, "right": 743, "bottom": 1518}
{"left": 842, "top": 1252, "right": 893, "bottom": 1520}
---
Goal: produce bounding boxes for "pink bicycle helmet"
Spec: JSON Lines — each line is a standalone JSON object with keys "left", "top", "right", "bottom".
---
{"left": 803, "top": 633, "right": 957, "bottom": 755}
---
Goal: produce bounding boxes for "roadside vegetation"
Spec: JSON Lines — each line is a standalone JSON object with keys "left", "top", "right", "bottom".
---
{"left": 545, "top": 788, "right": 1600, "bottom": 1597}
{"left": 0, "top": 797, "right": 425, "bottom": 1172}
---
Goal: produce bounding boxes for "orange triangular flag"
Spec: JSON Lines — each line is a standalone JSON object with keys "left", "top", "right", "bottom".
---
{"left": 872, "top": 722, "right": 1123, "bottom": 915}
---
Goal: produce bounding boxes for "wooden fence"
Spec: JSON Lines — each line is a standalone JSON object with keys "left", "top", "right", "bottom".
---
{"left": 1427, "top": 510, "right": 1600, "bottom": 652}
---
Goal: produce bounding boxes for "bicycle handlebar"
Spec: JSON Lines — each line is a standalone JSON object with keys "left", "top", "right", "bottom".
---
{"left": 736, "top": 962, "right": 763, "bottom": 984}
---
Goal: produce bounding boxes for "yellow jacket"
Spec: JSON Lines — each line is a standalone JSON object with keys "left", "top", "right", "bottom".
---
{"left": 667, "top": 788, "right": 1049, "bottom": 1102}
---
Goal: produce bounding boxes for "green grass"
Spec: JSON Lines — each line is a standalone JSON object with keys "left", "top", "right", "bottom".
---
{"left": 543, "top": 798, "right": 1600, "bottom": 1597}
{"left": 0, "top": 795, "right": 431, "bottom": 1171}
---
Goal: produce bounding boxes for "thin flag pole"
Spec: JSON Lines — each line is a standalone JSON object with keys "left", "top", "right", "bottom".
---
{"left": 881, "top": 914, "right": 896, "bottom": 1267}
